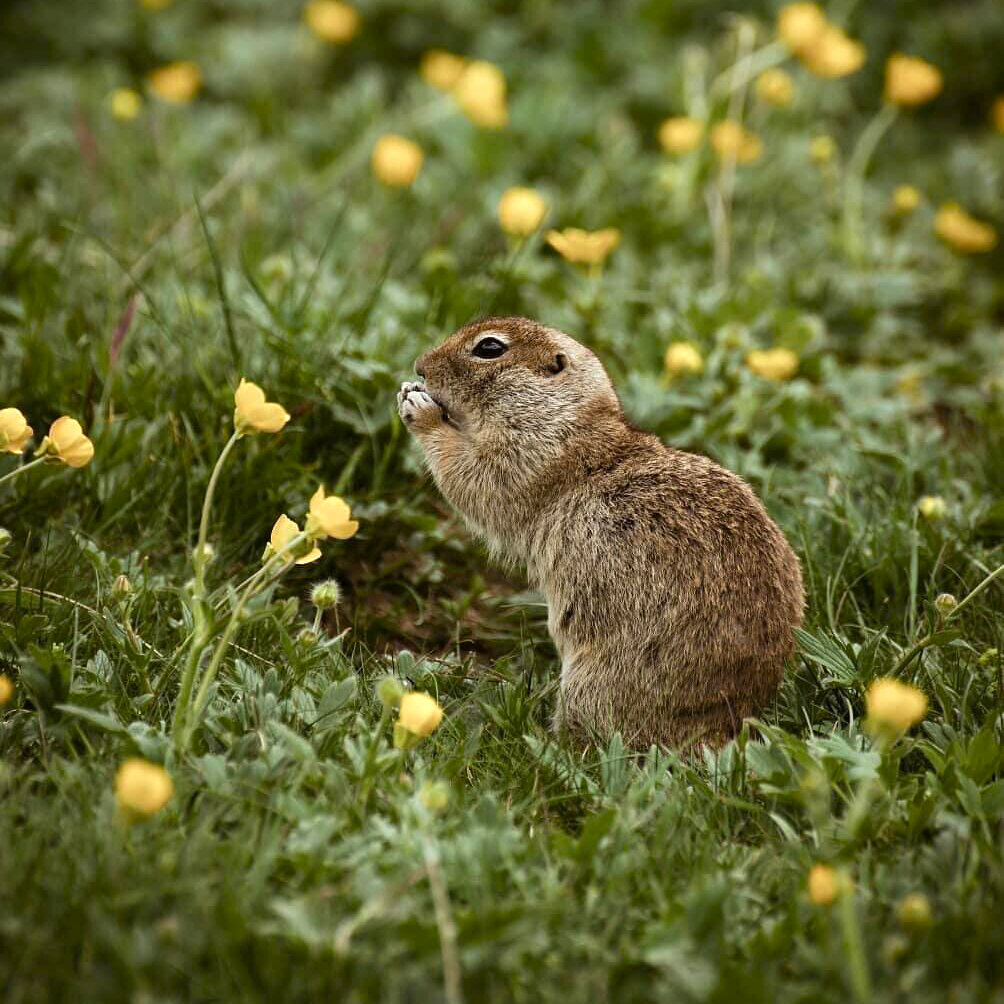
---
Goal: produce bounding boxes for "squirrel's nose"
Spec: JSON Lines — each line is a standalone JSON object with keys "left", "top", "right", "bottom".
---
{"left": 414, "top": 356, "right": 427, "bottom": 379}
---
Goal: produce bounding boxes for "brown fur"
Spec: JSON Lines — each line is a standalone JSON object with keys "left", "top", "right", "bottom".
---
{"left": 398, "top": 316, "right": 804, "bottom": 751}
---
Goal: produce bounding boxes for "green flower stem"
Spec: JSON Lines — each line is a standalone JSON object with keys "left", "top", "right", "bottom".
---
{"left": 842, "top": 776, "right": 879, "bottom": 844}
{"left": 843, "top": 103, "right": 898, "bottom": 263}
{"left": 180, "top": 532, "right": 308, "bottom": 751}
{"left": 423, "top": 836, "right": 464, "bottom": 1004}
{"left": 0, "top": 456, "right": 48, "bottom": 488}
{"left": 358, "top": 701, "right": 393, "bottom": 810}
{"left": 945, "top": 562, "right": 1004, "bottom": 622}
{"left": 837, "top": 877, "right": 872, "bottom": 1004}
{"left": 172, "top": 428, "right": 241, "bottom": 748}
{"left": 843, "top": 732, "right": 892, "bottom": 844}
{"left": 887, "top": 562, "right": 1003, "bottom": 679}
{"left": 194, "top": 429, "right": 241, "bottom": 591}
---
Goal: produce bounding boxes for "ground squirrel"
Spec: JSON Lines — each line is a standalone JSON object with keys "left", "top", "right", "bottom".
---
{"left": 398, "top": 316, "right": 804, "bottom": 750}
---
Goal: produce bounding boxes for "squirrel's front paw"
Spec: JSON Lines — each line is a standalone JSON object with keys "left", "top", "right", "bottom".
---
{"left": 398, "top": 382, "right": 444, "bottom": 432}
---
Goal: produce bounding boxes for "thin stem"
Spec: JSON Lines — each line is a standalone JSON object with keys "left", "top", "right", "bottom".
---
{"left": 887, "top": 562, "right": 1003, "bottom": 679}
{"left": 0, "top": 456, "right": 47, "bottom": 488}
{"left": 837, "top": 877, "right": 871, "bottom": 1004}
{"left": 842, "top": 776, "right": 879, "bottom": 844}
{"left": 424, "top": 838, "right": 464, "bottom": 1004}
{"left": 195, "top": 429, "right": 241, "bottom": 589}
{"left": 171, "top": 428, "right": 241, "bottom": 748}
{"left": 842, "top": 103, "right": 898, "bottom": 264}
{"left": 711, "top": 18, "right": 756, "bottom": 286}
{"left": 180, "top": 533, "right": 309, "bottom": 750}
{"left": 358, "top": 702, "right": 392, "bottom": 809}
{"left": 946, "top": 562, "right": 1004, "bottom": 622}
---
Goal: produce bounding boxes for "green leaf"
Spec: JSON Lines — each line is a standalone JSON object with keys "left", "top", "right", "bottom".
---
{"left": 54, "top": 703, "right": 126, "bottom": 735}
{"left": 795, "top": 628, "right": 857, "bottom": 684}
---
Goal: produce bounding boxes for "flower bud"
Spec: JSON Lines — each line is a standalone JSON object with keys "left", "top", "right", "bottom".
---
{"left": 0, "top": 527, "right": 11, "bottom": 554}
{"left": 193, "top": 542, "right": 216, "bottom": 565}
{"left": 891, "top": 185, "right": 921, "bottom": 215}
{"left": 0, "top": 674, "right": 14, "bottom": 707}
{"left": 110, "top": 88, "right": 142, "bottom": 120}
{"left": 295, "top": 627, "right": 319, "bottom": 651}
{"left": 934, "top": 593, "right": 957, "bottom": 617}
{"left": 372, "top": 134, "right": 423, "bottom": 188}
{"left": 807, "top": 864, "right": 841, "bottom": 905}
{"left": 917, "top": 495, "right": 946, "bottom": 520}
{"left": 809, "top": 135, "right": 836, "bottom": 165}
{"left": 658, "top": 116, "right": 703, "bottom": 155}
{"left": 418, "top": 780, "right": 450, "bottom": 813}
{"left": 310, "top": 580, "right": 342, "bottom": 610}
{"left": 498, "top": 187, "right": 548, "bottom": 237}
{"left": 111, "top": 574, "right": 132, "bottom": 600}
{"left": 115, "top": 758, "right": 174, "bottom": 820}
{"left": 664, "top": 342, "right": 704, "bottom": 377}
{"left": 897, "top": 893, "right": 933, "bottom": 932}
{"left": 376, "top": 676, "right": 405, "bottom": 708}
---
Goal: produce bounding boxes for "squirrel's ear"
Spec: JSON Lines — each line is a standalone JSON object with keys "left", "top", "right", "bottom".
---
{"left": 547, "top": 353, "right": 567, "bottom": 376}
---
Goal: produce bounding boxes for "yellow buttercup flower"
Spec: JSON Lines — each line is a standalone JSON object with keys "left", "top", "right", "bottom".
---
{"left": 746, "top": 348, "right": 799, "bottom": 382}
{"left": 891, "top": 185, "right": 921, "bottom": 214}
{"left": 808, "top": 864, "right": 840, "bottom": 905}
{"left": 0, "top": 674, "right": 13, "bottom": 706}
{"left": 809, "top": 135, "right": 836, "bottom": 164}
{"left": 420, "top": 50, "right": 467, "bottom": 91}
{"left": 800, "top": 26, "right": 866, "bottom": 79}
{"left": 263, "top": 515, "right": 321, "bottom": 566}
{"left": 934, "top": 203, "right": 997, "bottom": 254}
{"left": 658, "top": 116, "right": 703, "bottom": 154}
{"left": 109, "top": 88, "right": 142, "bottom": 120}
{"left": 498, "top": 187, "right": 548, "bottom": 236}
{"left": 664, "top": 342, "right": 703, "bottom": 376}
{"left": 234, "top": 379, "right": 290, "bottom": 435}
{"left": 115, "top": 758, "right": 174, "bottom": 818}
{"left": 398, "top": 691, "right": 444, "bottom": 738}
{"left": 992, "top": 96, "right": 1004, "bottom": 134}
{"left": 305, "top": 485, "right": 359, "bottom": 541}
{"left": 372, "top": 134, "right": 424, "bottom": 188}
{"left": 0, "top": 408, "right": 33, "bottom": 455}
{"left": 710, "top": 121, "right": 763, "bottom": 164}
{"left": 917, "top": 495, "right": 946, "bottom": 520}
{"left": 865, "top": 678, "right": 928, "bottom": 734}
{"left": 36, "top": 417, "right": 94, "bottom": 468}
{"left": 147, "top": 62, "right": 201, "bottom": 105}
{"left": 303, "top": 0, "right": 360, "bottom": 44}
{"left": 777, "top": 2, "right": 827, "bottom": 53}
{"left": 884, "top": 54, "right": 942, "bottom": 108}
{"left": 756, "top": 68, "right": 795, "bottom": 107}
{"left": 453, "top": 60, "right": 508, "bottom": 129}
{"left": 545, "top": 227, "right": 621, "bottom": 267}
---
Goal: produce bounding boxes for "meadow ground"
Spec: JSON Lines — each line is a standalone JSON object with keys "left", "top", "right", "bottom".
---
{"left": 2, "top": 1, "right": 1004, "bottom": 1001}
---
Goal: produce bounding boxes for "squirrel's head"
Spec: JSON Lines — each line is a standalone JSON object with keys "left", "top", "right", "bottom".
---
{"left": 414, "top": 316, "right": 620, "bottom": 436}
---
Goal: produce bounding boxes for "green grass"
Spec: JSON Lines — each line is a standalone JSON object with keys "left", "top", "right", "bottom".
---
{"left": 2, "top": 0, "right": 1004, "bottom": 1000}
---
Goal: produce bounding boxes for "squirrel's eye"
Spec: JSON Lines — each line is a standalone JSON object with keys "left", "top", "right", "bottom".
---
{"left": 472, "top": 336, "right": 508, "bottom": 359}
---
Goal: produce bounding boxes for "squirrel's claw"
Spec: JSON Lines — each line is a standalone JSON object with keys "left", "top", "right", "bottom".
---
{"left": 398, "top": 382, "right": 447, "bottom": 431}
